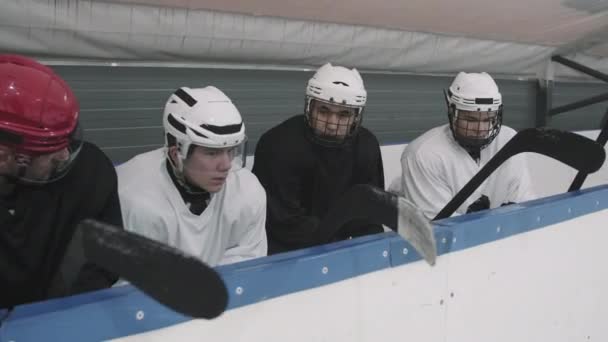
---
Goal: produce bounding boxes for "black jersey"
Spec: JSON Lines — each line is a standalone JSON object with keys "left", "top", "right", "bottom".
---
{"left": 252, "top": 115, "right": 385, "bottom": 254}
{"left": 0, "top": 142, "right": 122, "bottom": 308}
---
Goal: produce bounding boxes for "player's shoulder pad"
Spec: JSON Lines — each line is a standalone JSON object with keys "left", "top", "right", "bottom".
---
{"left": 78, "top": 141, "right": 115, "bottom": 170}
{"left": 229, "top": 168, "right": 266, "bottom": 202}
{"left": 405, "top": 126, "right": 448, "bottom": 159}
{"left": 357, "top": 126, "right": 381, "bottom": 143}
{"left": 500, "top": 125, "right": 517, "bottom": 137}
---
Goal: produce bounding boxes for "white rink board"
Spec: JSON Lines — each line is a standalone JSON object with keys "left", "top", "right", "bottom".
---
{"left": 114, "top": 209, "right": 608, "bottom": 342}
{"left": 444, "top": 210, "right": 608, "bottom": 341}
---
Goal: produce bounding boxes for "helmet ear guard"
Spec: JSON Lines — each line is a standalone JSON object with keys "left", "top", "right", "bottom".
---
{"left": 444, "top": 89, "right": 457, "bottom": 124}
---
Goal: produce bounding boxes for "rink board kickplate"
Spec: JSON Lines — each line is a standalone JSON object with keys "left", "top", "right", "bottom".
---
{"left": 0, "top": 185, "right": 607, "bottom": 341}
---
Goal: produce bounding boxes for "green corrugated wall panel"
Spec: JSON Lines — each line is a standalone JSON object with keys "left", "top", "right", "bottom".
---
{"left": 548, "top": 81, "right": 608, "bottom": 131}
{"left": 50, "top": 66, "right": 606, "bottom": 164}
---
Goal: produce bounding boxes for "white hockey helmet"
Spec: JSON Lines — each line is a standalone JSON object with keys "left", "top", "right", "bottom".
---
{"left": 305, "top": 63, "right": 367, "bottom": 145}
{"left": 445, "top": 72, "right": 503, "bottom": 150}
{"left": 163, "top": 86, "right": 246, "bottom": 170}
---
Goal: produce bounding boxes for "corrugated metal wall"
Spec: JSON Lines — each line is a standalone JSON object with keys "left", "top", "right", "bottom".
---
{"left": 51, "top": 66, "right": 606, "bottom": 164}
{"left": 548, "top": 81, "right": 608, "bottom": 131}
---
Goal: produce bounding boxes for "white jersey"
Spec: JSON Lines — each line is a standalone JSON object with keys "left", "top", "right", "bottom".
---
{"left": 117, "top": 148, "right": 267, "bottom": 266}
{"left": 397, "top": 124, "right": 535, "bottom": 220}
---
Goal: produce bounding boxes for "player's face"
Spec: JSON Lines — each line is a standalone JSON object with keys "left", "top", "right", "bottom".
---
{"left": 183, "top": 145, "right": 235, "bottom": 193}
{"left": 310, "top": 101, "right": 357, "bottom": 141}
{"left": 454, "top": 110, "right": 498, "bottom": 139}
{"left": 0, "top": 146, "right": 70, "bottom": 182}
{"left": 26, "top": 148, "right": 71, "bottom": 181}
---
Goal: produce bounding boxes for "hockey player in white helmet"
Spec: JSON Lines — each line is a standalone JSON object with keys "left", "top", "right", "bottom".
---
{"left": 117, "top": 86, "right": 267, "bottom": 266}
{"left": 252, "top": 63, "right": 385, "bottom": 254}
{"left": 392, "top": 72, "right": 535, "bottom": 220}
{"left": 304, "top": 63, "right": 367, "bottom": 146}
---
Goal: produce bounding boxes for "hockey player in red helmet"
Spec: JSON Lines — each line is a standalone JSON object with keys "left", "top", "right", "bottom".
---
{"left": 0, "top": 55, "right": 83, "bottom": 183}
{"left": 0, "top": 55, "right": 122, "bottom": 308}
{"left": 392, "top": 72, "right": 535, "bottom": 219}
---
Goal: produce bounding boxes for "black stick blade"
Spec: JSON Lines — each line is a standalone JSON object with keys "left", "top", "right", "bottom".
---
{"left": 523, "top": 129, "right": 605, "bottom": 174}
{"left": 80, "top": 219, "right": 228, "bottom": 319}
{"left": 434, "top": 128, "right": 606, "bottom": 220}
{"left": 568, "top": 109, "right": 608, "bottom": 192}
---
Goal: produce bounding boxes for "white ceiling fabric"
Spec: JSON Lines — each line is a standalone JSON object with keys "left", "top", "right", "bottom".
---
{"left": 1, "top": 0, "right": 607, "bottom": 79}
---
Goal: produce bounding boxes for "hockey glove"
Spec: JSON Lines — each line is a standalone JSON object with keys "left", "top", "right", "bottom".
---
{"left": 466, "top": 195, "right": 490, "bottom": 213}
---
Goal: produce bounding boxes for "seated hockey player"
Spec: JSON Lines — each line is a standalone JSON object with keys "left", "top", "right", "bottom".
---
{"left": 395, "top": 71, "right": 534, "bottom": 220}
{"left": 0, "top": 54, "right": 122, "bottom": 308}
{"left": 252, "top": 63, "right": 385, "bottom": 255}
{"left": 118, "top": 86, "right": 267, "bottom": 266}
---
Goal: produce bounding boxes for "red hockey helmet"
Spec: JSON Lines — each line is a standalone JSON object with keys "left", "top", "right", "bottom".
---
{"left": 0, "top": 55, "right": 82, "bottom": 183}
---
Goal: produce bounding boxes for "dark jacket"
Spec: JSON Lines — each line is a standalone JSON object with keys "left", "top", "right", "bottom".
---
{"left": 253, "top": 115, "right": 385, "bottom": 254}
{"left": 0, "top": 142, "right": 122, "bottom": 308}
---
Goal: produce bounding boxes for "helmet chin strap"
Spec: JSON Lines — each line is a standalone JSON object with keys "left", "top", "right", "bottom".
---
{"left": 166, "top": 155, "right": 207, "bottom": 195}
{"left": 453, "top": 133, "right": 484, "bottom": 161}
{"left": 165, "top": 158, "right": 210, "bottom": 215}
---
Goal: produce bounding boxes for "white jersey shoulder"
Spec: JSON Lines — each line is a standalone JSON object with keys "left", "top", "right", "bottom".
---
{"left": 399, "top": 124, "right": 534, "bottom": 220}
{"left": 117, "top": 148, "right": 267, "bottom": 266}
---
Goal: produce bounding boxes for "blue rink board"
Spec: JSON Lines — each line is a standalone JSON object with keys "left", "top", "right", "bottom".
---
{"left": 1, "top": 185, "right": 608, "bottom": 341}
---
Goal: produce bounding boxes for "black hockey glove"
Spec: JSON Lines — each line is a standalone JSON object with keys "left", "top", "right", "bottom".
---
{"left": 466, "top": 195, "right": 490, "bottom": 213}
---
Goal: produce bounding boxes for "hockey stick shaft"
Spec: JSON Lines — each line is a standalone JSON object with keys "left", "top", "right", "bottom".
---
{"left": 433, "top": 141, "right": 515, "bottom": 221}
{"left": 80, "top": 219, "right": 228, "bottom": 319}
{"left": 434, "top": 128, "right": 606, "bottom": 221}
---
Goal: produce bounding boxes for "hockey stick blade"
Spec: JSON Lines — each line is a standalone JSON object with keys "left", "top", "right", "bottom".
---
{"left": 568, "top": 109, "right": 608, "bottom": 191}
{"left": 79, "top": 219, "right": 228, "bottom": 319}
{"left": 434, "top": 128, "right": 606, "bottom": 220}
{"left": 318, "top": 184, "right": 437, "bottom": 265}
{"left": 395, "top": 196, "right": 437, "bottom": 266}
